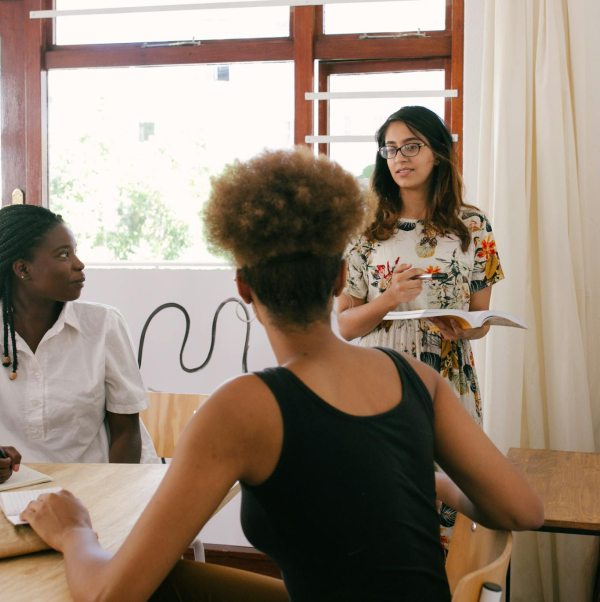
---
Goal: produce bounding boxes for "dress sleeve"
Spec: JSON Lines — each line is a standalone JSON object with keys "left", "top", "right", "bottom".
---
{"left": 104, "top": 308, "right": 150, "bottom": 414}
{"left": 469, "top": 213, "right": 505, "bottom": 294}
{"left": 343, "top": 239, "right": 369, "bottom": 301}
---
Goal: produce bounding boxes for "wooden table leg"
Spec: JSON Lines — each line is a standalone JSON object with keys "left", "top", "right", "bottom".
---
{"left": 594, "top": 540, "right": 600, "bottom": 602}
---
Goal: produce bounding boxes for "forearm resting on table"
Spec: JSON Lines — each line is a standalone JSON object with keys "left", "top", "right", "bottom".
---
{"left": 337, "top": 294, "right": 396, "bottom": 340}
{"left": 62, "top": 528, "right": 116, "bottom": 602}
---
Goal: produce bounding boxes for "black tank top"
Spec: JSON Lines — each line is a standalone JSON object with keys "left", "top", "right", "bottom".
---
{"left": 241, "top": 347, "right": 451, "bottom": 602}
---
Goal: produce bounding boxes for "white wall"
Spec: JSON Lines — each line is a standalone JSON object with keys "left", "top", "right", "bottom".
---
{"left": 81, "top": 267, "right": 277, "bottom": 395}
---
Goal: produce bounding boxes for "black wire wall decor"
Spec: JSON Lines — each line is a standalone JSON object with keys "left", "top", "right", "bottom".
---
{"left": 137, "top": 298, "right": 251, "bottom": 373}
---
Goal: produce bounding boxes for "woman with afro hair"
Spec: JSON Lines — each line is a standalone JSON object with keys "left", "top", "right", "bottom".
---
{"left": 22, "top": 147, "right": 542, "bottom": 602}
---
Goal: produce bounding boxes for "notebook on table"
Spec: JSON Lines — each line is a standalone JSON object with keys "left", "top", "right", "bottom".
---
{"left": 0, "top": 487, "right": 62, "bottom": 525}
{"left": 0, "top": 465, "right": 53, "bottom": 492}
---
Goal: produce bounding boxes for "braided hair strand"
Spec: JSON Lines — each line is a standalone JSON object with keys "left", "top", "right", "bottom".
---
{"left": 0, "top": 205, "right": 64, "bottom": 380}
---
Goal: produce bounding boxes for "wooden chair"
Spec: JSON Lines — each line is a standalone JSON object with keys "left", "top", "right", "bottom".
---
{"left": 140, "top": 391, "right": 241, "bottom": 562}
{"left": 446, "top": 512, "right": 513, "bottom": 602}
{"left": 141, "top": 392, "right": 209, "bottom": 461}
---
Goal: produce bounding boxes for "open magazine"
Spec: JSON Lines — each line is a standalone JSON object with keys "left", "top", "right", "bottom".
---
{"left": 383, "top": 309, "right": 527, "bottom": 330}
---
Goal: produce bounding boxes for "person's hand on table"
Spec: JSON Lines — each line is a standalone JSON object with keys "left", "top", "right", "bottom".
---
{"left": 427, "top": 317, "right": 489, "bottom": 341}
{"left": 0, "top": 446, "right": 21, "bottom": 484}
{"left": 20, "top": 489, "right": 94, "bottom": 553}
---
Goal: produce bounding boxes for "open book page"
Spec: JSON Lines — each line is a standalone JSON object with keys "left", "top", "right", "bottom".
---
{"left": 383, "top": 308, "right": 527, "bottom": 330}
{"left": 0, "top": 487, "right": 62, "bottom": 525}
{"left": 383, "top": 309, "right": 471, "bottom": 327}
{"left": 470, "top": 310, "right": 527, "bottom": 329}
{"left": 0, "top": 464, "right": 53, "bottom": 492}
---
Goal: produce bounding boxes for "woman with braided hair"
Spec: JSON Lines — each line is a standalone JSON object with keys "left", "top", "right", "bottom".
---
{"left": 22, "top": 148, "right": 541, "bottom": 602}
{"left": 0, "top": 204, "right": 157, "bottom": 465}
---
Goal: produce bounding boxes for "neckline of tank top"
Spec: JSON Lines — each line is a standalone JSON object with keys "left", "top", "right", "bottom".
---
{"left": 276, "top": 365, "right": 409, "bottom": 422}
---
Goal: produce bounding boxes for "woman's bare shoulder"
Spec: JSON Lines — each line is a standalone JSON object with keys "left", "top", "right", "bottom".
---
{"left": 350, "top": 345, "right": 440, "bottom": 400}
{"left": 197, "top": 373, "right": 281, "bottom": 435}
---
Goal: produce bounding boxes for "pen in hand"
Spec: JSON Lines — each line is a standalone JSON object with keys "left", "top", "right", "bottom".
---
{"left": 410, "top": 273, "right": 448, "bottom": 281}
{"left": 0, "top": 446, "right": 20, "bottom": 473}
{"left": 0, "top": 446, "right": 12, "bottom": 485}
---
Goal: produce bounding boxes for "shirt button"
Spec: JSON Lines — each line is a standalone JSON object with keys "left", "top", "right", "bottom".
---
{"left": 32, "top": 400, "right": 40, "bottom": 407}
{"left": 32, "top": 429, "right": 40, "bottom": 437}
{"left": 34, "top": 372, "right": 41, "bottom": 379}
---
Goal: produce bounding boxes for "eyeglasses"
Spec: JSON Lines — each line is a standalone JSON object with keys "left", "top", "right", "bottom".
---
{"left": 379, "top": 143, "right": 427, "bottom": 159}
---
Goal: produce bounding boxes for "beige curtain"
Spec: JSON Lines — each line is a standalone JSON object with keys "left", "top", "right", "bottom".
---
{"left": 477, "top": 0, "right": 600, "bottom": 600}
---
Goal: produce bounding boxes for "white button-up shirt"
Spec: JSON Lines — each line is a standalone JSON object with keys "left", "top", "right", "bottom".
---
{"left": 0, "top": 301, "right": 157, "bottom": 463}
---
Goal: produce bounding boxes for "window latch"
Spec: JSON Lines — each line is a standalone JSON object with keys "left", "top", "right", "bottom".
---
{"left": 141, "top": 40, "right": 202, "bottom": 48}
{"left": 360, "top": 29, "right": 426, "bottom": 40}
{"left": 11, "top": 189, "right": 24, "bottom": 205}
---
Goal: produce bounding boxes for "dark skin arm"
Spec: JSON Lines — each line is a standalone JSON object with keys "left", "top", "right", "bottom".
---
{"left": 106, "top": 412, "right": 141, "bottom": 464}
{"left": 0, "top": 447, "right": 22, "bottom": 484}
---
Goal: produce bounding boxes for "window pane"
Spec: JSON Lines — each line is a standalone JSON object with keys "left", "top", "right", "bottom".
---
{"left": 48, "top": 63, "right": 294, "bottom": 263}
{"left": 327, "top": 70, "right": 446, "bottom": 178}
{"left": 324, "top": 0, "right": 445, "bottom": 35}
{"left": 55, "top": 0, "right": 289, "bottom": 45}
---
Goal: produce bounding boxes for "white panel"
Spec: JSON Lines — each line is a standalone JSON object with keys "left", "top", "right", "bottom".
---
{"left": 305, "top": 89, "right": 458, "bottom": 100}
{"left": 31, "top": 0, "right": 416, "bottom": 19}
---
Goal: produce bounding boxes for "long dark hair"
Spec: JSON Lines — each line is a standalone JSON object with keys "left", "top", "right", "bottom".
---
{"left": 368, "top": 106, "right": 473, "bottom": 252}
{"left": 0, "top": 205, "right": 64, "bottom": 379}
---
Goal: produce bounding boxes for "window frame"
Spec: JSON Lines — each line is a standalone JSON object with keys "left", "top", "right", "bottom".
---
{"left": 316, "top": 58, "right": 451, "bottom": 157}
{"left": 0, "top": 0, "right": 463, "bottom": 206}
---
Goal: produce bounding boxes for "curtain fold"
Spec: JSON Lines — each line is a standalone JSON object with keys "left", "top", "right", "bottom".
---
{"left": 477, "top": 0, "right": 600, "bottom": 599}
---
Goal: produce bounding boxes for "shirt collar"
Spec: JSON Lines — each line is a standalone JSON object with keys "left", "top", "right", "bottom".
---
{"left": 0, "top": 302, "right": 82, "bottom": 356}
{"left": 61, "top": 302, "right": 82, "bottom": 334}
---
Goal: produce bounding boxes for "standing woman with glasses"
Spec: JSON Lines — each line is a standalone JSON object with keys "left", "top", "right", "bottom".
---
{"left": 336, "top": 106, "right": 505, "bottom": 552}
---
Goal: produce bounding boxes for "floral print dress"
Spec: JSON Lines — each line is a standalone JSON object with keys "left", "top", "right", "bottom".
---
{"left": 344, "top": 210, "right": 504, "bottom": 552}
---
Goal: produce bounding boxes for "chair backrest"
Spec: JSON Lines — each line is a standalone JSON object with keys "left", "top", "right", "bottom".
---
{"left": 140, "top": 392, "right": 209, "bottom": 459}
{"left": 445, "top": 512, "right": 513, "bottom": 602}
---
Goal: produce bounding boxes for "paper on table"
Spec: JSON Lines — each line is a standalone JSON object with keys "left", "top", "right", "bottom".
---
{"left": 0, "top": 464, "right": 53, "bottom": 492}
{"left": 0, "top": 487, "right": 62, "bottom": 525}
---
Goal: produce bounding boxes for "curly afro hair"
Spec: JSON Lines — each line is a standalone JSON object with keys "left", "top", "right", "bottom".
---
{"left": 203, "top": 146, "right": 369, "bottom": 267}
{"left": 203, "top": 146, "right": 372, "bottom": 328}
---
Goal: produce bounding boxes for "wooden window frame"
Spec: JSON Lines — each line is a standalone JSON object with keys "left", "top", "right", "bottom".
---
{"left": 316, "top": 58, "right": 450, "bottom": 157}
{"left": 0, "top": 0, "right": 463, "bottom": 206}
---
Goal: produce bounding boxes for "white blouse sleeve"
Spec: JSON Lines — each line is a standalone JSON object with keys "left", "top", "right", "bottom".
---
{"left": 104, "top": 308, "right": 149, "bottom": 414}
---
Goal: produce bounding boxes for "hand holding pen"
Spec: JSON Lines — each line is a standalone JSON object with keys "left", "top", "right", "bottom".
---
{"left": 0, "top": 445, "right": 22, "bottom": 485}
{"left": 385, "top": 263, "right": 425, "bottom": 305}
{"left": 410, "top": 273, "right": 448, "bottom": 282}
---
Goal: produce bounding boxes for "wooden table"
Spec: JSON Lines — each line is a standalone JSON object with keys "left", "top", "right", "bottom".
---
{"left": 0, "top": 463, "right": 168, "bottom": 602}
{"left": 507, "top": 447, "right": 600, "bottom": 535}
{"left": 507, "top": 448, "right": 600, "bottom": 602}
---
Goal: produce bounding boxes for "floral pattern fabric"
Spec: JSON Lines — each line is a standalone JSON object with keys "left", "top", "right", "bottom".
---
{"left": 344, "top": 210, "right": 503, "bottom": 424}
{"left": 344, "top": 210, "right": 504, "bottom": 552}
